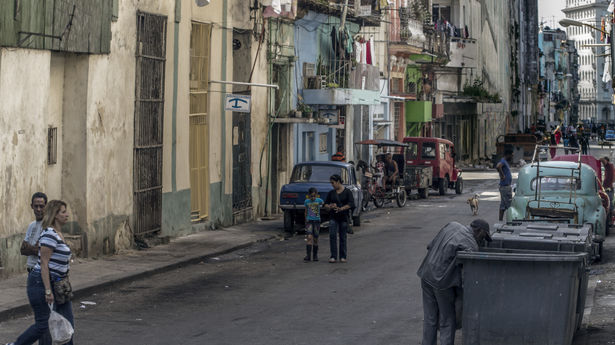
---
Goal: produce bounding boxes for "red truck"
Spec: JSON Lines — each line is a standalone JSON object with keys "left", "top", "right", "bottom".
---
{"left": 402, "top": 137, "right": 463, "bottom": 195}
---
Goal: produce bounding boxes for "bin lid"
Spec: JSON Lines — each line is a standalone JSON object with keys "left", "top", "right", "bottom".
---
{"left": 492, "top": 223, "right": 591, "bottom": 244}
{"left": 458, "top": 250, "right": 587, "bottom": 262}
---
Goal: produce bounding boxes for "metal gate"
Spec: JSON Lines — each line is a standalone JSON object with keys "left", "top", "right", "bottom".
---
{"left": 232, "top": 112, "right": 252, "bottom": 212}
{"left": 133, "top": 12, "right": 167, "bottom": 235}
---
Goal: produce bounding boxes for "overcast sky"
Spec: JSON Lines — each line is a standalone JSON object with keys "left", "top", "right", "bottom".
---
{"left": 539, "top": 0, "right": 567, "bottom": 29}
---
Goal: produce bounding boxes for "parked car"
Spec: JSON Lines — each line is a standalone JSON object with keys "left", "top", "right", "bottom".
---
{"left": 605, "top": 129, "right": 615, "bottom": 141}
{"left": 402, "top": 137, "right": 462, "bottom": 195}
{"left": 506, "top": 160, "right": 606, "bottom": 259}
{"left": 279, "top": 161, "right": 362, "bottom": 234}
{"left": 552, "top": 154, "right": 613, "bottom": 233}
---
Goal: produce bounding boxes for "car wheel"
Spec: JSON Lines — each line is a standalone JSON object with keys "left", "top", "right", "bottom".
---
{"left": 439, "top": 177, "right": 448, "bottom": 195}
{"left": 418, "top": 188, "right": 428, "bottom": 199}
{"left": 455, "top": 177, "right": 463, "bottom": 194}
{"left": 396, "top": 189, "right": 407, "bottom": 207}
{"left": 283, "top": 210, "right": 294, "bottom": 235}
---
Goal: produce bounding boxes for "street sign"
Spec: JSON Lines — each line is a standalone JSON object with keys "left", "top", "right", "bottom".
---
{"left": 225, "top": 94, "right": 251, "bottom": 113}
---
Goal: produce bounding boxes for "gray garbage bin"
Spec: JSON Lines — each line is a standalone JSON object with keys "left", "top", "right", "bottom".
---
{"left": 458, "top": 249, "right": 587, "bottom": 345}
{"left": 487, "top": 222, "right": 592, "bottom": 330}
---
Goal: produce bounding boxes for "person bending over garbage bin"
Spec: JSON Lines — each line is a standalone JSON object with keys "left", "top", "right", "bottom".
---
{"left": 417, "top": 219, "right": 492, "bottom": 345}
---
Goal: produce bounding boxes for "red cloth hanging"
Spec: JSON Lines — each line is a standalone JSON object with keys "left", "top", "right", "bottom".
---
{"left": 366, "top": 40, "right": 372, "bottom": 65}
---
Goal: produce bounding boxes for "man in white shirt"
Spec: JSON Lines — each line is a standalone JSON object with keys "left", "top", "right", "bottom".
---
{"left": 20, "top": 192, "right": 47, "bottom": 272}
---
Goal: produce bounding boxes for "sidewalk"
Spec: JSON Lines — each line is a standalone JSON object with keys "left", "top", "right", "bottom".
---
{"left": 0, "top": 217, "right": 282, "bottom": 322}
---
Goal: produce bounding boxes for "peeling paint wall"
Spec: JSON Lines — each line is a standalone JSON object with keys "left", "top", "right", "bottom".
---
{"left": 0, "top": 49, "right": 50, "bottom": 273}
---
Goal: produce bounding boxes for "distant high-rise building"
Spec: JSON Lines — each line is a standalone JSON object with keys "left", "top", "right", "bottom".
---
{"left": 563, "top": 0, "right": 613, "bottom": 124}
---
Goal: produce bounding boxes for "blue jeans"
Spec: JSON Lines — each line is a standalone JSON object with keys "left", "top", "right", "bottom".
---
{"left": 329, "top": 218, "right": 347, "bottom": 260}
{"left": 421, "top": 280, "right": 456, "bottom": 345}
{"left": 15, "top": 270, "right": 74, "bottom": 345}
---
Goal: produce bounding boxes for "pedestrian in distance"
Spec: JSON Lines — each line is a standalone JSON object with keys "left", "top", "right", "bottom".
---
{"left": 18, "top": 192, "right": 50, "bottom": 345}
{"left": 9, "top": 200, "right": 74, "bottom": 345}
{"left": 417, "top": 219, "right": 492, "bottom": 345}
{"left": 304, "top": 187, "right": 323, "bottom": 262}
{"left": 496, "top": 148, "right": 513, "bottom": 221}
{"left": 331, "top": 145, "right": 345, "bottom": 161}
{"left": 600, "top": 157, "right": 614, "bottom": 215}
{"left": 324, "top": 174, "right": 355, "bottom": 263}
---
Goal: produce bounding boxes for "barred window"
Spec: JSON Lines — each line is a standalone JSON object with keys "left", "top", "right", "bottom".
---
{"left": 47, "top": 127, "right": 57, "bottom": 165}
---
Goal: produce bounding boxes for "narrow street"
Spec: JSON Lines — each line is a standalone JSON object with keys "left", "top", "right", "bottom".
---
{"left": 0, "top": 172, "right": 501, "bottom": 345}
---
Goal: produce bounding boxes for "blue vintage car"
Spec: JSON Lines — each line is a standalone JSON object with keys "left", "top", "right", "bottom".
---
{"left": 506, "top": 160, "right": 606, "bottom": 259}
{"left": 279, "top": 161, "right": 363, "bottom": 233}
{"left": 605, "top": 129, "right": 615, "bottom": 141}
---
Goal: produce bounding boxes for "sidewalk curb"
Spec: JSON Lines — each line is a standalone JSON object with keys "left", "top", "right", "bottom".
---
{"left": 0, "top": 234, "right": 278, "bottom": 322}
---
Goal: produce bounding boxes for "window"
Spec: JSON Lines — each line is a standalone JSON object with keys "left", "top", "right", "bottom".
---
{"left": 405, "top": 142, "right": 418, "bottom": 160}
{"left": 422, "top": 142, "right": 436, "bottom": 159}
{"left": 47, "top": 127, "right": 57, "bottom": 165}
{"left": 291, "top": 165, "right": 349, "bottom": 183}
{"left": 531, "top": 177, "right": 581, "bottom": 191}
{"left": 319, "top": 133, "right": 328, "bottom": 153}
{"left": 439, "top": 143, "right": 446, "bottom": 160}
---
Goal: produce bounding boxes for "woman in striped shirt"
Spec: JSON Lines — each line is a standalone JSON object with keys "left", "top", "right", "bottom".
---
{"left": 9, "top": 200, "right": 73, "bottom": 345}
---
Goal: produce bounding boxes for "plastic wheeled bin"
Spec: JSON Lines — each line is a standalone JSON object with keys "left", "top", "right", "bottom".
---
{"left": 487, "top": 222, "right": 592, "bottom": 330}
{"left": 458, "top": 249, "right": 587, "bottom": 345}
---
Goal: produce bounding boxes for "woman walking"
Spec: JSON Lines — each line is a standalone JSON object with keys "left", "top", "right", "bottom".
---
{"left": 8, "top": 200, "right": 74, "bottom": 345}
{"left": 324, "top": 174, "right": 355, "bottom": 263}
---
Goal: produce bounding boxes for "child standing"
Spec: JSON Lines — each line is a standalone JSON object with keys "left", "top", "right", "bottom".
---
{"left": 304, "top": 187, "right": 323, "bottom": 262}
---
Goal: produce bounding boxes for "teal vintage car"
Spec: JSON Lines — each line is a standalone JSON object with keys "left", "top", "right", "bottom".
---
{"left": 506, "top": 160, "right": 606, "bottom": 259}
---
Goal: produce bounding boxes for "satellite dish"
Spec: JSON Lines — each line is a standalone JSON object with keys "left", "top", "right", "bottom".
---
{"left": 196, "top": 0, "right": 210, "bottom": 6}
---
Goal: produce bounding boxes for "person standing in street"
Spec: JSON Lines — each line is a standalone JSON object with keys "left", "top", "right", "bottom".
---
{"left": 601, "top": 157, "right": 614, "bottom": 215}
{"left": 496, "top": 149, "right": 513, "bottom": 221}
{"left": 417, "top": 219, "right": 492, "bottom": 345}
{"left": 21, "top": 193, "right": 47, "bottom": 273}
{"left": 324, "top": 174, "right": 354, "bottom": 263}
{"left": 9, "top": 200, "right": 74, "bottom": 345}
{"left": 303, "top": 187, "right": 323, "bottom": 262}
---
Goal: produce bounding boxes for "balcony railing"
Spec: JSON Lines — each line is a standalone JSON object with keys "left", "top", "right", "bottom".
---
{"left": 304, "top": 59, "right": 380, "bottom": 91}
{"left": 423, "top": 26, "right": 449, "bottom": 60}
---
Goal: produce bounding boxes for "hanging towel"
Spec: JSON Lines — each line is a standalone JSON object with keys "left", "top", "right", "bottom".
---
{"left": 331, "top": 27, "right": 339, "bottom": 60}
{"left": 604, "top": 55, "right": 612, "bottom": 83}
{"left": 369, "top": 36, "right": 375, "bottom": 65}
{"left": 366, "top": 39, "right": 372, "bottom": 65}
{"left": 354, "top": 41, "right": 362, "bottom": 63}
{"left": 608, "top": 0, "right": 615, "bottom": 13}
{"left": 361, "top": 41, "right": 367, "bottom": 64}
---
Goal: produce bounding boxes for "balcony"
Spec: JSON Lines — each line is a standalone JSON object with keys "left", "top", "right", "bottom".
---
{"left": 298, "top": 0, "right": 382, "bottom": 26}
{"left": 390, "top": 18, "right": 426, "bottom": 56}
{"left": 302, "top": 59, "right": 381, "bottom": 105}
{"left": 446, "top": 37, "right": 477, "bottom": 68}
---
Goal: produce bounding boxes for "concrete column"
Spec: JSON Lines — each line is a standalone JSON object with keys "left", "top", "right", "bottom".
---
{"left": 61, "top": 55, "right": 89, "bottom": 236}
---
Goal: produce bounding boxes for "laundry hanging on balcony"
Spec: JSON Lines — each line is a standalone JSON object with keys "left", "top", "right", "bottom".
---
{"left": 261, "top": 0, "right": 296, "bottom": 19}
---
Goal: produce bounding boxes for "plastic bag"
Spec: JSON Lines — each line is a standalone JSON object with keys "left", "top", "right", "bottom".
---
{"left": 48, "top": 304, "right": 74, "bottom": 345}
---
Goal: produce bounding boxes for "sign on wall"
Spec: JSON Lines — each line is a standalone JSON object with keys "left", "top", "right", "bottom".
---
{"left": 319, "top": 109, "right": 340, "bottom": 125}
{"left": 225, "top": 94, "right": 251, "bottom": 113}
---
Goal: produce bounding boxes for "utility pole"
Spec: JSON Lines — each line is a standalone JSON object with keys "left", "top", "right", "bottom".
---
{"left": 340, "top": 0, "right": 349, "bottom": 31}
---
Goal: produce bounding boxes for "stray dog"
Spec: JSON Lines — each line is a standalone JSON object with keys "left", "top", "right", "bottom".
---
{"left": 467, "top": 194, "right": 479, "bottom": 216}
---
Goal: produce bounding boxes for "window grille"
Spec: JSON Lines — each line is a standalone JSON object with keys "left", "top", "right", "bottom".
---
{"left": 47, "top": 127, "right": 57, "bottom": 165}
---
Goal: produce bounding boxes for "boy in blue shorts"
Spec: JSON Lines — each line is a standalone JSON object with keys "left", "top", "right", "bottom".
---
{"left": 304, "top": 187, "right": 323, "bottom": 262}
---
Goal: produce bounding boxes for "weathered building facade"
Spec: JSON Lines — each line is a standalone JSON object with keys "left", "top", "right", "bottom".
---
{"left": 0, "top": 0, "right": 275, "bottom": 276}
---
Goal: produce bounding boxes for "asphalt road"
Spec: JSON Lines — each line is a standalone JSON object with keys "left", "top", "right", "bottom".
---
{"left": 0, "top": 172, "right": 503, "bottom": 345}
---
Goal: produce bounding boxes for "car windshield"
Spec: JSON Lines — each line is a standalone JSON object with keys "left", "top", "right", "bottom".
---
{"left": 422, "top": 142, "right": 436, "bottom": 159}
{"left": 531, "top": 176, "right": 581, "bottom": 191}
{"left": 406, "top": 142, "right": 418, "bottom": 160}
{"left": 291, "top": 165, "right": 348, "bottom": 183}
